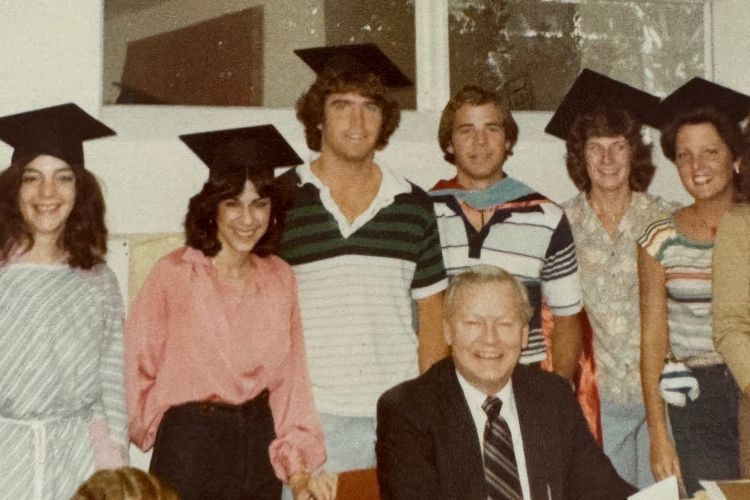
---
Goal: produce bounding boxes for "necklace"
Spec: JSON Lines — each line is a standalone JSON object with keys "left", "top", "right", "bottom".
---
{"left": 691, "top": 206, "right": 719, "bottom": 237}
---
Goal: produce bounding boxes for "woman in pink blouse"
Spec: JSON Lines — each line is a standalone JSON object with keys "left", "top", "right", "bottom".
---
{"left": 125, "top": 126, "right": 336, "bottom": 500}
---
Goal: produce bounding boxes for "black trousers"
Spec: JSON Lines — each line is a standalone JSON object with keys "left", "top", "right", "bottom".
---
{"left": 150, "top": 390, "right": 282, "bottom": 500}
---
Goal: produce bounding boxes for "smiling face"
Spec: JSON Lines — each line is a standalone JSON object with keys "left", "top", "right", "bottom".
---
{"left": 216, "top": 180, "right": 271, "bottom": 258}
{"left": 444, "top": 281, "right": 529, "bottom": 395}
{"left": 584, "top": 135, "right": 632, "bottom": 196}
{"left": 674, "top": 122, "right": 738, "bottom": 202}
{"left": 448, "top": 103, "right": 511, "bottom": 190}
{"left": 319, "top": 91, "right": 384, "bottom": 163}
{"left": 18, "top": 154, "right": 76, "bottom": 241}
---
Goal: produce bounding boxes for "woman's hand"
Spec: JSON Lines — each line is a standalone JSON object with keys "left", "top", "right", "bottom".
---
{"left": 290, "top": 469, "right": 338, "bottom": 500}
{"left": 649, "top": 435, "right": 682, "bottom": 483}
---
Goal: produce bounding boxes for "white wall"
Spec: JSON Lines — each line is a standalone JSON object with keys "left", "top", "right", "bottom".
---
{"left": 6, "top": 0, "right": 750, "bottom": 470}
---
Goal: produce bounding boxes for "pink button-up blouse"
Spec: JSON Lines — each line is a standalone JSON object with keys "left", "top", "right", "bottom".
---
{"left": 125, "top": 247, "right": 325, "bottom": 481}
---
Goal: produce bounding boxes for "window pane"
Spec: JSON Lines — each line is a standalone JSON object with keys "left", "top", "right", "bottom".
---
{"left": 103, "top": 0, "right": 415, "bottom": 109}
{"left": 448, "top": 0, "right": 705, "bottom": 110}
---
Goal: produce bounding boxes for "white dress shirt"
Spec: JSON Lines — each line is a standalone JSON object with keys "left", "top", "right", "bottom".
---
{"left": 456, "top": 370, "right": 531, "bottom": 500}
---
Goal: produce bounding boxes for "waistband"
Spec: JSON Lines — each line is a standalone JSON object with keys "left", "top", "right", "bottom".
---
{"left": 170, "top": 390, "right": 271, "bottom": 419}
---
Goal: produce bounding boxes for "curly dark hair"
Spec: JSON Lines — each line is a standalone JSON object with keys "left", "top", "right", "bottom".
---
{"left": 660, "top": 106, "right": 746, "bottom": 202}
{"left": 565, "top": 106, "right": 655, "bottom": 193}
{"left": 660, "top": 106, "right": 745, "bottom": 162}
{"left": 0, "top": 154, "right": 107, "bottom": 269}
{"left": 295, "top": 67, "right": 401, "bottom": 152}
{"left": 184, "top": 168, "right": 285, "bottom": 257}
{"left": 438, "top": 85, "right": 519, "bottom": 165}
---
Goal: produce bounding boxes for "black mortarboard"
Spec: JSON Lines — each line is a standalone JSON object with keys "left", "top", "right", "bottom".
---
{"left": 179, "top": 125, "right": 303, "bottom": 179}
{"left": 545, "top": 69, "right": 660, "bottom": 140}
{"left": 294, "top": 43, "right": 412, "bottom": 88}
{"left": 0, "top": 103, "right": 115, "bottom": 166}
{"left": 655, "top": 77, "right": 750, "bottom": 127}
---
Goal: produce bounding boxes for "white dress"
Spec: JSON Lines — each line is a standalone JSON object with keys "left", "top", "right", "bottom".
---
{"left": 0, "top": 263, "right": 127, "bottom": 500}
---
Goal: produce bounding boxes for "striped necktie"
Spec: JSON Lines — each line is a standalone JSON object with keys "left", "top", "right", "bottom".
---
{"left": 482, "top": 396, "right": 523, "bottom": 500}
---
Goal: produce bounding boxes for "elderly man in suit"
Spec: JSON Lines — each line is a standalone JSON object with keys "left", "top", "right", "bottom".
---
{"left": 376, "top": 265, "right": 636, "bottom": 499}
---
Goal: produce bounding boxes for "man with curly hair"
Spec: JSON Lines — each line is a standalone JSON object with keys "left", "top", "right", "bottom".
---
{"left": 278, "top": 46, "right": 448, "bottom": 473}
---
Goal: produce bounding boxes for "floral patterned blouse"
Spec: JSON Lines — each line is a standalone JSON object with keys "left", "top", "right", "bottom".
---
{"left": 563, "top": 192, "right": 678, "bottom": 404}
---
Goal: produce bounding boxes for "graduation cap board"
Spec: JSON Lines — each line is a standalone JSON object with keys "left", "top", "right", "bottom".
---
{"left": 0, "top": 103, "right": 115, "bottom": 166}
{"left": 655, "top": 77, "right": 750, "bottom": 127}
{"left": 545, "top": 69, "right": 660, "bottom": 140}
{"left": 294, "top": 43, "right": 412, "bottom": 88}
{"left": 179, "top": 125, "right": 303, "bottom": 179}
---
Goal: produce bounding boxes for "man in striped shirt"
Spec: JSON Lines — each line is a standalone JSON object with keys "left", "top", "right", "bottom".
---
{"left": 279, "top": 48, "right": 448, "bottom": 473}
{"left": 429, "top": 85, "right": 583, "bottom": 381}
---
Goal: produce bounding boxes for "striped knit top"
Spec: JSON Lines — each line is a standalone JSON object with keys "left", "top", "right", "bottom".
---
{"left": 638, "top": 217, "right": 718, "bottom": 360}
{"left": 279, "top": 164, "right": 448, "bottom": 417}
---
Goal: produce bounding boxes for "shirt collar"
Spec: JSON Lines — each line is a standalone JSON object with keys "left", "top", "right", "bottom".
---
{"left": 296, "top": 162, "right": 411, "bottom": 201}
{"left": 455, "top": 368, "right": 515, "bottom": 417}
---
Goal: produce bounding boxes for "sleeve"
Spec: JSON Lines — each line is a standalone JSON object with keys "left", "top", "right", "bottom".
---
{"left": 90, "top": 266, "right": 129, "bottom": 467}
{"left": 637, "top": 218, "right": 670, "bottom": 260}
{"left": 123, "top": 259, "right": 171, "bottom": 450}
{"left": 267, "top": 268, "right": 327, "bottom": 482}
{"left": 713, "top": 208, "right": 750, "bottom": 391}
{"left": 541, "top": 212, "right": 583, "bottom": 316}
{"left": 411, "top": 200, "right": 448, "bottom": 300}
{"left": 375, "top": 389, "right": 440, "bottom": 500}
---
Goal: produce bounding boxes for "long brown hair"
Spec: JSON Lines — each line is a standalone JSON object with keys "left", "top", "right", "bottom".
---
{"left": 0, "top": 154, "right": 107, "bottom": 269}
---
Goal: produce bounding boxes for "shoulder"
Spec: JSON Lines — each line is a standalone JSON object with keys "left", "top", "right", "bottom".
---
{"left": 717, "top": 203, "right": 750, "bottom": 242}
{"left": 639, "top": 216, "right": 675, "bottom": 244}
{"left": 723, "top": 203, "right": 750, "bottom": 226}
{"left": 379, "top": 358, "right": 453, "bottom": 410}
{"left": 561, "top": 193, "right": 586, "bottom": 222}
{"left": 255, "top": 254, "right": 296, "bottom": 282}
{"left": 513, "top": 364, "right": 570, "bottom": 398}
{"left": 635, "top": 192, "right": 681, "bottom": 218}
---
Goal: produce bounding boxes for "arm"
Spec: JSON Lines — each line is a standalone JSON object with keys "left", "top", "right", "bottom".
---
{"left": 376, "top": 389, "right": 440, "bottom": 500}
{"left": 416, "top": 292, "right": 448, "bottom": 373}
{"left": 637, "top": 246, "right": 681, "bottom": 482}
{"left": 551, "top": 313, "right": 582, "bottom": 381}
{"left": 713, "top": 209, "right": 750, "bottom": 395}
{"left": 267, "top": 270, "right": 327, "bottom": 486}
{"left": 91, "top": 266, "right": 129, "bottom": 467}
{"left": 543, "top": 214, "right": 583, "bottom": 380}
{"left": 123, "top": 261, "right": 171, "bottom": 450}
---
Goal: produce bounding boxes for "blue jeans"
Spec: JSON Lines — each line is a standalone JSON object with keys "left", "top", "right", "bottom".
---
{"left": 668, "top": 364, "right": 740, "bottom": 496}
{"left": 601, "top": 400, "right": 654, "bottom": 489}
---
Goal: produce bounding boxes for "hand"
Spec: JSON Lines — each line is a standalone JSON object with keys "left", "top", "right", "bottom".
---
{"left": 649, "top": 436, "right": 682, "bottom": 483}
{"left": 291, "top": 470, "right": 338, "bottom": 500}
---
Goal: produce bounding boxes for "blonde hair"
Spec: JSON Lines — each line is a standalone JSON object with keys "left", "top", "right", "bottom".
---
{"left": 71, "top": 467, "right": 179, "bottom": 500}
{"left": 443, "top": 265, "right": 533, "bottom": 324}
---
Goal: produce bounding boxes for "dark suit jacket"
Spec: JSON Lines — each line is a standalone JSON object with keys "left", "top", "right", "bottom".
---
{"left": 376, "top": 358, "right": 637, "bottom": 500}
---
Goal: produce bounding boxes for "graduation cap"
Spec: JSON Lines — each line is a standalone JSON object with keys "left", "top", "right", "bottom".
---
{"left": 294, "top": 43, "right": 412, "bottom": 88}
{"left": 656, "top": 77, "right": 750, "bottom": 127}
{"left": 179, "top": 125, "right": 303, "bottom": 179}
{"left": 0, "top": 103, "right": 115, "bottom": 166}
{"left": 545, "top": 69, "right": 660, "bottom": 140}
